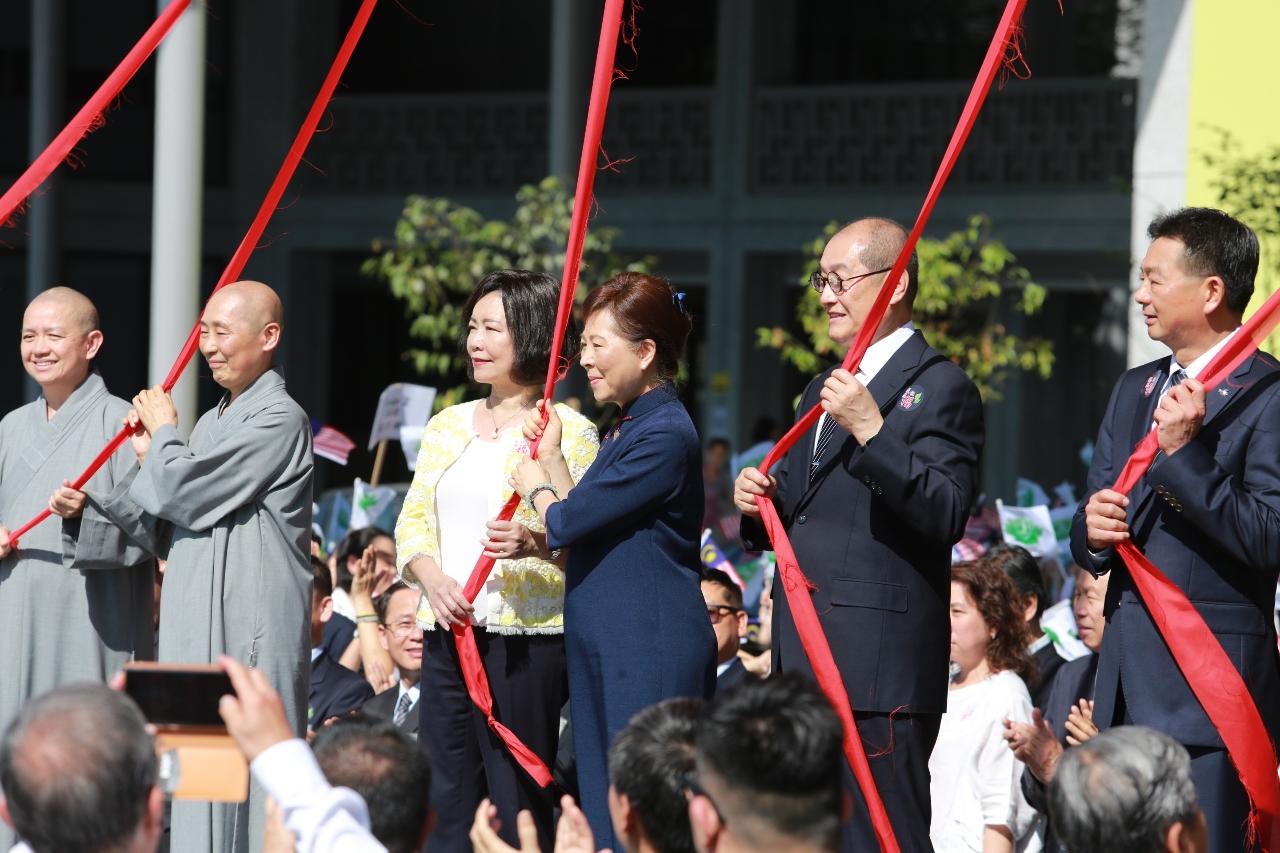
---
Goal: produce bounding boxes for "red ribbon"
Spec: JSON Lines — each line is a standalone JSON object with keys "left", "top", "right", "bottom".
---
{"left": 450, "top": 0, "right": 627, "bottom": 788}
{"left": 8, "top": 0, "right": 381, "bottom": 547}
{"left": 754, "top": 2, "right": 1031, "bottom": 850}
{"left": 1108, "top": 287, "right": 1280, "bottom": 851}
{"left": 0, "top": 0, "right": 191, "bottom": 230}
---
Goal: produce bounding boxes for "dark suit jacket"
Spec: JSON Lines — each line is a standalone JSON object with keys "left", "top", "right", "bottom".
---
{"left": 716, "top": 657, "right": 751, "bottom": 692}
{"left": 742, "top": 331, "right": 985, "bottom": 714}
{"left": 362, "top": 685, "right": 420, "bottom": 738}
{"left": 1069, "top": 351, "right": 1280, "bottom": 747}
{"left": 1031, "top": 641, "right": 1067, "bottom": 709}
{"left": 309, "top": 650, "right": 375, "bottom": 730}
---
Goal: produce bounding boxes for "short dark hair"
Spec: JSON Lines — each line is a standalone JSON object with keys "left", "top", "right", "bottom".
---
{"left": 846, "top": 217, "right": 920, "bottom": 306}
{"left": 0, "top": 684, "right": 157, "bottom": 852}
{"left": 1147, "top": 207, "right": 1259, "bottom": 314}
{"left": 311, "top": 555, "right": 333, "bottom": 599}
{"left": 375, "top": 580, "right": 413, "bottom": 625}
{"left": 983, "top": 544, "right": 1047, "bottom": 620}
{"left": 583, "top": 272, "right": 693, "bottom": 384}
{"left": 335, "top": 526, "right": 393, "bottom": 592}
{"left": 695, "top": 674, "right": 842, "bottom": 850}
{"left": 700, "top": 567, "right": 743, "bottom": 611}
{"left": 313, "top": 718, "right": 432, "bottom": 853}
{"left": 608, "top": 698, "right": 703, "bottom": 853}
{"left": 458, "top": 269, "right": 571, "bottom": 387}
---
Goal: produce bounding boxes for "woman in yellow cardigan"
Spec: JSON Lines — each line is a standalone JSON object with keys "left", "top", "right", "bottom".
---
{"left": 395, "top": 270, "right": 599, "bottom": 851}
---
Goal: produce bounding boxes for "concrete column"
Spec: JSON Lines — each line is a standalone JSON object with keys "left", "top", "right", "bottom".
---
{"left": 26, "top": 0, "right": 66, "bottom": 397}
{"left": 1127, "top": 0, "right": 1193, "bottom": 367}
{"left": 548, "top": 0, "right": 593, "bottom": 181}
{"left": 149, "top": 0, "right": 206, "bottom": 428}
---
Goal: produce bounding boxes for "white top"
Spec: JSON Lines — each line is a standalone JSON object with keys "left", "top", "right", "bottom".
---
{"left": 252, "top": 738, "right": 387, "bottom": 852}
{"left": 929, "top": 669, "right": 1043, "bottom": 853}
{"left": 436, "top": 435, "right": 511, "bottom": 625}
{"left": 814, "top": 322, "right": 916, "bottom": 452}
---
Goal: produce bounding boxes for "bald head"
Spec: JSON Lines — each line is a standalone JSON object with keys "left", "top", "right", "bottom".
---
{"left": 25, "top": 287, "right": 100, "bottom": 336}
{"left": 836, "top": 218, "right": 918, "bottom": 302}
{"left": 199, "top": 281, "right": 284, "bottom": 398}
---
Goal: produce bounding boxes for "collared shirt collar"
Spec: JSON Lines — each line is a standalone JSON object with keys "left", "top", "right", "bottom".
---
{"left": 398, "top": 682, "right": 421, "bottom": 707}
{"left": 620, "top": 381, "right": 679, "bottom": 420}
{"left": 1169, "top": 327, "right": 1240, "bottom": 382}
{"left": 855, "top": 322, "right": 916, "bottom": 383}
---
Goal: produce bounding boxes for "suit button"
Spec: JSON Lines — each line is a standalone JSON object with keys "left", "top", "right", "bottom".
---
{"left": 875, "top": 487, "right": 884, "bottom": 495}
{"left": 1173, "top": 501, "right": 1184, "bottom": 512}
{"left": 1156, "top": 484, "right": 1168, "bottom": 495}
{"left": 797, "top": 514, "right": 807, "bottom": 524}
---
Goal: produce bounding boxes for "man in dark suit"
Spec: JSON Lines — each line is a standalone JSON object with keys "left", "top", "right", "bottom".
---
{"left": 361, "top": 581, "right": 423, "bottom": 738}
{"left": 307, "top": 557, "right": 374, "bottom": 730}
{"left": 1070, "top": 207, "right": 1280, "bottom": 853}
{"left": 701, "top": 568, "right": 751, "bottom": 691}
{"left": 735, "top": 217, "right": 984, "bottom": 851}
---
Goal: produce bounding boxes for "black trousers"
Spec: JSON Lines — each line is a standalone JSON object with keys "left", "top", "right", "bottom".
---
{"left": 421, "top": 628, "right": 566, "bottom": 853}
{"left": 843, "top": 711, "right": 942, "bottom": 853}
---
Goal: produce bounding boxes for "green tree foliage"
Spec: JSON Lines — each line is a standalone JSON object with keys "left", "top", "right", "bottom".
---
{"left": 363, "top": 177, "right": 649, "bottom": 410}
{"left": 1199, "top": 129, "right": 1280, "bottom": 354}
{"left": 756, "top": 215, "right": 1054, "bottom": 402}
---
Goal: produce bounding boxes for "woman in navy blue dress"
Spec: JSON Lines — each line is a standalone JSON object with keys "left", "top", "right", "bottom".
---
{"left": 512, "top": 272, "right": 716, "bottom": 847}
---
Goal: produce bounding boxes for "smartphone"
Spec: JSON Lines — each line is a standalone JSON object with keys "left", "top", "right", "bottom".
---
{"left": 123, "top": 663, "right": 233, "bottom": 729}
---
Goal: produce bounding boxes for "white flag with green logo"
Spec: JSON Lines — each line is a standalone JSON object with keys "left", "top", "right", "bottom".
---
{"left": 997, "top": 499, "right": 1058, "bottom": 558}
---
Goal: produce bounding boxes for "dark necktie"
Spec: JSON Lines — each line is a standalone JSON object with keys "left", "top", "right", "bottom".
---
{"left": 394, "top": 692, "right": 413, "bottom": 726}
{"left": 809, "top": 415, "right": 839, "bottom": 484}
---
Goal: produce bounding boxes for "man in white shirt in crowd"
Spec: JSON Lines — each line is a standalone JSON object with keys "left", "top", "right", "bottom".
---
{"left": 0, "top": 684, "right": 164, "bottom": 853}
{"left": 361, "top": 582, "right": 423, "bottom": 737}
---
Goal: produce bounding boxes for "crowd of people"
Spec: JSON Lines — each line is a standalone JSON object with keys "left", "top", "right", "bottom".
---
{"left": 0, "top": 207, "right": 1275, "bottom": 853}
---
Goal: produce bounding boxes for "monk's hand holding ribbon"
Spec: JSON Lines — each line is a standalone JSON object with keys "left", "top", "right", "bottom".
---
{"left": 483, "top": 519, "right": 541, "bottom": 561}
{"left": 131, "top": 385, "right": 179, "bottom": 435}
{"left": 48, "top": 479, "right": 87, "bottom": 519}
{"left": 122, "top": 409, "right": 151, "bottom": 463}
{"left": 733, "top": 467, "right": 777, "bottom": 518}
{"left": 0, "top": 526, "right": 12, "bottom": 559}
{"left": 1154, "top": 378, "right": 1206, "bottom": 456}
{"left": 820, "top": 369, "right": 883, "bottom": 445}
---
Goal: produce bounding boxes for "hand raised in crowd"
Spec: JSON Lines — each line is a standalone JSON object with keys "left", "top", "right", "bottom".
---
{"left": 820, "top": 369, "right": 883, "bottom": 445}
{"left": 48, "top": 479, "right": 87, "bottom": 519}
{"left": 415, "top": 559, "right": 474, "bottom": 627}
{"left": 1003, "top": 709, "right": 1064, "bottom": 784}
{"left": 733, "top": 467, "right": 777, "bottom": 518}
{"left": 521, "top": 400, "right": 563, "bottom": 457}
{"left": 1154, "top": 378, "right": 1206, "bottom": 456}
{"left": 552, "top": 795, "right": 604, "bottom": 853}
{"left": 132, "top": 385, "right": 180, "bottom": 434}
{"left": 484, "top": 519, "right": 541, "bottom": 561}
{"left": 217, "top": 654, "right": 295, "bottom": 763}
{"left": 1065, "top": 698, "right": 1098, "bottom": 746}
{"left": 123, "top": 410, "right": 152, "bottom": 462}
{"left": 469, "top": 799, "right": 541, "bottom": 853}
{"left": 510, "top": 458, "right": 550, "bottom": 501}
{"left": 1083, "top": 488, "right": 1129, "bottom": 552}
{"left": 0, "top": 526, "right": 12, "bottom": 559}
{"left": 349, "top": 544, "right": 390, "bottom": 606}
{"left": 364, "top": 657, "right": 399, "bottom": 694}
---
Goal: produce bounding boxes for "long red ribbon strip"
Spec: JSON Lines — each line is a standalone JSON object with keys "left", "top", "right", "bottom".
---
{"left": 1108, "top": 288, "right": 1280, "bottom": 851}
{"left": 8, "top": 0, "right": 381, "bottom": 547}
{"left": 451, "top": 0, "right": 627, "bottom": 789}
{"left": 0, "top": 0, "right": 191, "bottom": 229}
{"left": 754, "top": 2, "right": 1031, "bottom": 850}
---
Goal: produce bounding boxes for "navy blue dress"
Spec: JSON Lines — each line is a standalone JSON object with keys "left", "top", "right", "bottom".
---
{"left": 546, "top": 383, "right": 716, "bottom": 847}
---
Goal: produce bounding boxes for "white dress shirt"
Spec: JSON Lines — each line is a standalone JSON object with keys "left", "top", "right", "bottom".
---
{"left": 814, "top": 322, "right": 916, "bottom": 452}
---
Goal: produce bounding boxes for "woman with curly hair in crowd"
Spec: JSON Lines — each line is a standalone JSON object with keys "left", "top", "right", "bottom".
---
{"left": 929, "top": 560, "right": 1042, "bottom": 853}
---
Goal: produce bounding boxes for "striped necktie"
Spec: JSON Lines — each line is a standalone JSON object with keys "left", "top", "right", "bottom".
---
{"left": 394, "top": 691, "right": 413, "bottom": 726}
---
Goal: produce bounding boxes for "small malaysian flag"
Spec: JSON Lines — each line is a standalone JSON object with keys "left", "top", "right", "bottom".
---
{"left": 310, "top": 419, "right": 356, "bottom": 465}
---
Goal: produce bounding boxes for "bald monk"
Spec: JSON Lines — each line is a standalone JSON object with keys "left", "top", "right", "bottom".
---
{"left": 0, "top": 287, "right": 157, "bottom": 850}
{"left": 84, "top": 281, "right": 314, "bottom": 853}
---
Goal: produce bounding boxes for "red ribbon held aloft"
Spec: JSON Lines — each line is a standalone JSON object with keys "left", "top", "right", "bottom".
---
{"left": 8, "top": 0, "right": 381, "bottom": 547}
{"left": 0, "top": 0, "right": 191, "bottom": 229}
{"left": 755, "top": 2, "right": 1033, "bottom": 850}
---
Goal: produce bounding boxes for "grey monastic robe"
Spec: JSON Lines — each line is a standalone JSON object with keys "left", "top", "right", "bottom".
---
{"left": 89, "top": 368, "right": 314, "bottom": 853}
{"left": 0, "top": 372, "right": 155, "bottom": 850}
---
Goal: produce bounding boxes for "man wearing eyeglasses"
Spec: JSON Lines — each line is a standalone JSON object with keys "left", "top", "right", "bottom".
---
{"left": 701, "top": 568, "right": 751, "bottom": 691}
{"left": 362, "top": 581, "right": 424, "bottom": 737}
{"left": 735, "top": 217, "right": 984, "bottom": 852}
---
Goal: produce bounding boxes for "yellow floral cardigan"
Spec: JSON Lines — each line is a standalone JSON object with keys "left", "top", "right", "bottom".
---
{"left": 394, "top": 400, "right": 600, "bottom": 634}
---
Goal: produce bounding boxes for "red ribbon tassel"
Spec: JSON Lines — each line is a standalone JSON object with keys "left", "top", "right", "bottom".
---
{"left": 0, "top": 0, "right": 192, "bottom": 229}
{"left": 1109, "top": 288, "right": 1280, "bottom": 851}
{"left": 451, "top": 0, "right": 628, "bottom": 789}
{"left": 754, "top": 2, "right": 1031, "bottom": 850}
{"left": 7, "top": 0, "right": 381, "bottom": 547}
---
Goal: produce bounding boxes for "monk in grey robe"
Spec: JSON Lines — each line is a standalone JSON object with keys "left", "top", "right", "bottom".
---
{"left": 0, "top": 287, "right": 156, "bottom": 851}
{"left": 85, "top": 281, "right": 314, "bottom": 853}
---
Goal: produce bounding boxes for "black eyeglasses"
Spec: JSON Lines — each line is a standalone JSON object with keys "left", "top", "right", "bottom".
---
{"left": 809, "top": 266, "right": 893, "bottom": 295}
{"left": 706, "top": 605, "right": 743, "bottom": 624}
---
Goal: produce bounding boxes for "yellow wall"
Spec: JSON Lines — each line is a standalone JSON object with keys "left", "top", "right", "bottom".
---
{"left": 1186, "top": 0, "right": 1280, "bottom": 348}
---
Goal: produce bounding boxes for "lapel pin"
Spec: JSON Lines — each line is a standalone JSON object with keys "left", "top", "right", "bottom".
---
{"left": 1218, "top": 387, "right": 1230, "bottom": 397}
{"left": 899, "top": 386, "right": 924, "bottom": 411}
{"left": 1143, "top": 374, "right": 1157, "bottom": 397}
